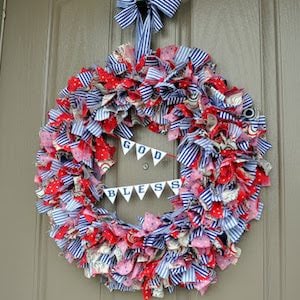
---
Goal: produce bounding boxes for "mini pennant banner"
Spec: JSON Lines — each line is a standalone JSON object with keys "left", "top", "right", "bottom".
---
{"left": 151, "top": 148, "right": 167, "bottom": 166}
{"left": 150, "top": 181, "right": 166, "bottom": 198}
{"left": 134, "top": 184, "right": 149, "bottom": 200}
{"left": 103, "top": 188, "right": 118, "bottom": 204}
{"left": 136, "top": 143, "right": 151, "bottom": 160}
{"left": 167, "top": 179, "right": 181, "bottom": 195}
{"left": 103, "top": 179, "right": 182, "bottom": 203}
{"left": 119, "top": 186, "right": 134, "bottom": 202}
{"left": 120, "top": 138, "right": 135, "bottom": 155}
{"left": 120, "top": 138, "right": 170, "bottom": 166}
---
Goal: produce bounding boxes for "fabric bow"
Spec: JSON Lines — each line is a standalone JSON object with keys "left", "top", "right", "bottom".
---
{"left": 115, "top": 0, "right": 181, "bottom": 60}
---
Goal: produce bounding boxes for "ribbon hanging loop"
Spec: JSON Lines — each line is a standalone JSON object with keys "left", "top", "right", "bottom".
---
{"left": 115, "top": 0, "right": 182, "bottom": 60}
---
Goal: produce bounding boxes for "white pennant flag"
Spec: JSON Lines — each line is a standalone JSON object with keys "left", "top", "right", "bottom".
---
{"left": 151, "top": 148, "right": 167, "bottom": 166}
{"left": 134, "top": 184, "right": 149, "bottom": 200}
{"left": 120, "top": 138, "right": 135, "bottom": 155}
{"left": 167, "top": 179, "right": 182, "bottom": 195}
{"left": 150, "top": 181, "right": 166, "bottom": 198}
{"left": 135, "top": 143, "right": 151, "bottom": 160}
{"left": 103, "top": 188, "right": 118, "bottom": 204}
{"left": 119, "top": 186, "right": 134, "bottom": 202}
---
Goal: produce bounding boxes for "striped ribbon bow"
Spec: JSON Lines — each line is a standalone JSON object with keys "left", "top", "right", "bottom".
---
{"left": 115, "top": 0, "right": 181, "bottom": 60}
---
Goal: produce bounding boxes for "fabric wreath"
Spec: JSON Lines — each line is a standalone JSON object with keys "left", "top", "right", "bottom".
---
{"left": 35, "top": 44, "right": 272, "bottom": 298}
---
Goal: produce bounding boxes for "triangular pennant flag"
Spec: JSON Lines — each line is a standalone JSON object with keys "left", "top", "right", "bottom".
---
{"left": 119, "top": 186, "right": 134, "bottom": 202}
{"left": 134, "top": 184, "right": 149, "bottom": 200}
{"left": 167, "top": 179, "right": 182, "bottom": 195}
{"left": 150, "top": 181, "right": 166, "bottom": 198}
{"left": 135, "top": 143, "right": 151, "bottom": 160}
{"left": 103, "top": 188, "right": 118, "bottom": 204}
{"left": 151, "top": 148, "right": 167, "bottom": 166}
{"left": 120, "top": 138, "right": 135, "bottom": 155}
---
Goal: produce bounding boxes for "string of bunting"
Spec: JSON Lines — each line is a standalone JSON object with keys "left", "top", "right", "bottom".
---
{"left": 120, "top": 138, "right": 176, "bottom": 165}
{"left": 104, "top": 179, "right": 182, "bottom": 203}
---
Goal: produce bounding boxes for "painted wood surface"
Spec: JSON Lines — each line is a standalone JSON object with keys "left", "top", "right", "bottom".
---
{"left": 0, "top": 0, "right": 299, "bottom": 299}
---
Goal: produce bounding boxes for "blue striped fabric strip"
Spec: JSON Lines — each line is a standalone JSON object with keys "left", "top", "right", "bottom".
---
{"left": 149, "top": 276, "right": 160, "bottom": 288}
{"left": 180, "top": 165, "right": 192, "bottom": 177}
{"left": 86, "top": 120, "right": 103, "bottom": 137}
{"left": 177, "top": 143, "right": 200, "bottom": 167}
{"left": 156, "top": 259, "right": 170, "bottom": 279}
{"left": 218, "top": 111, "right": 237, "bottom": 121}
{"left": 180, "top": 191, "right": 196, "bottom": 208}
{"left": 138, "top": 85, "right": 154, "bottom": 102}
{"left": 170, "top": 272, "right": 183, "bottom": 285}
{"left": 77, "top": 71, "right": 93, "bottom": 86}
{"left": 190, "top": 48, "right": 210, "bottom": 69}
{"left": 61, "top": 175, "right": 74, "bottom": 186}
{"left": 255, "top": 201, "right": 264, "bottom": 220}
{"left": 114, "top": 2, "right": 139, "bottom": 29}
{"left": 221, "top": 215, "right": 239, "bottom": 230}
{"left": 65, "top": 198, "right": 82, "bottom": 211}
{"left": 204, "top": 228, "right": 219, "bottom": 242}
{"left": 236, "top": 204, "right": 248, "bottom": 216}
{"left": 249, "top": 185, "right": 261, "bottom": 201}
{"left": 40, "top": 170, "right": 54, "bottom": 181}
{"left": 114, "top": 122, "right": 133, "bottom": 139}
{"left": 185, "top": 283, "right": 195, "bottom": 290}
{"left": 182, "top": 267, "right": 196, "bottom": 283}
{"left": 76, "top": 216, "right": 91, "bottom": 236}
{"left": 55, "top": 131, "right": 70, "bottom": 146}
{"left": 36, "top": 200, "right": 52, "bottom": 214}
{"left": 192, "top": 263, "right": 209, "bottom": 278}
{"left": 225, "top": 219, "right": 246, "bottom": 243}
{"left": 228, "top": 123, "right": 243, "bottom": 140}
{"left": 86, "top": 89, "right": 102, "bottom": 108}
{"left": 58, "top": 87, "right": 69, "bottom": 98}
{"left": 55, "top": 238, "right": 68, "bottom": 249}
{"left": 60, "top": 192, "right": 73, "bottom": 203}
{"left": 51, "top": 160, "right": 62, "bottom": 173}
{"left": 107, "top": 54, "right": 128, "bottom": 75}
{"left": 112, "top": 274, "right": 126, "bottom": 284}
{"left": 242, "top": 92, "right": 253, "bottom": 109}
{"left": 237, "top": 140, "right": 249, "bottom": 151}
{"left": 257, "top": 137, "right": 272, "bottom": 155}
{"left": 95, "top": 108, "right": 110, "bottom": 121}
{"left": 51, "top": 208, "right": 69, "bottom": 226}
{"left": 67, "top": 238, "right": 84, "bottom": 258}
{"left": 71, "top": 120, "right": 85, "bottom": 136}
{"left": 174, "top": 46, "right": 191, "bottom": 64}
{"left": 199, "top": 188, "right": 213, "bottom": 210}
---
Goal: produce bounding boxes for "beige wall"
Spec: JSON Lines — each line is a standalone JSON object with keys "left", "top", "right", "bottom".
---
{"left": 0, "top": 1, "right": 3, "bottom": 24}
{"left": 0, "top": 0, "right": 299, "bottom": 300}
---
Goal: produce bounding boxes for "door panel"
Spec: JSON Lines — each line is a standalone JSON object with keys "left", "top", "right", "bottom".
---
{"left": 0, "top": 0, "right": 298, "bottom": 300}
{"left": 190, "top": 1, "right": 263, "bottom": 299}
